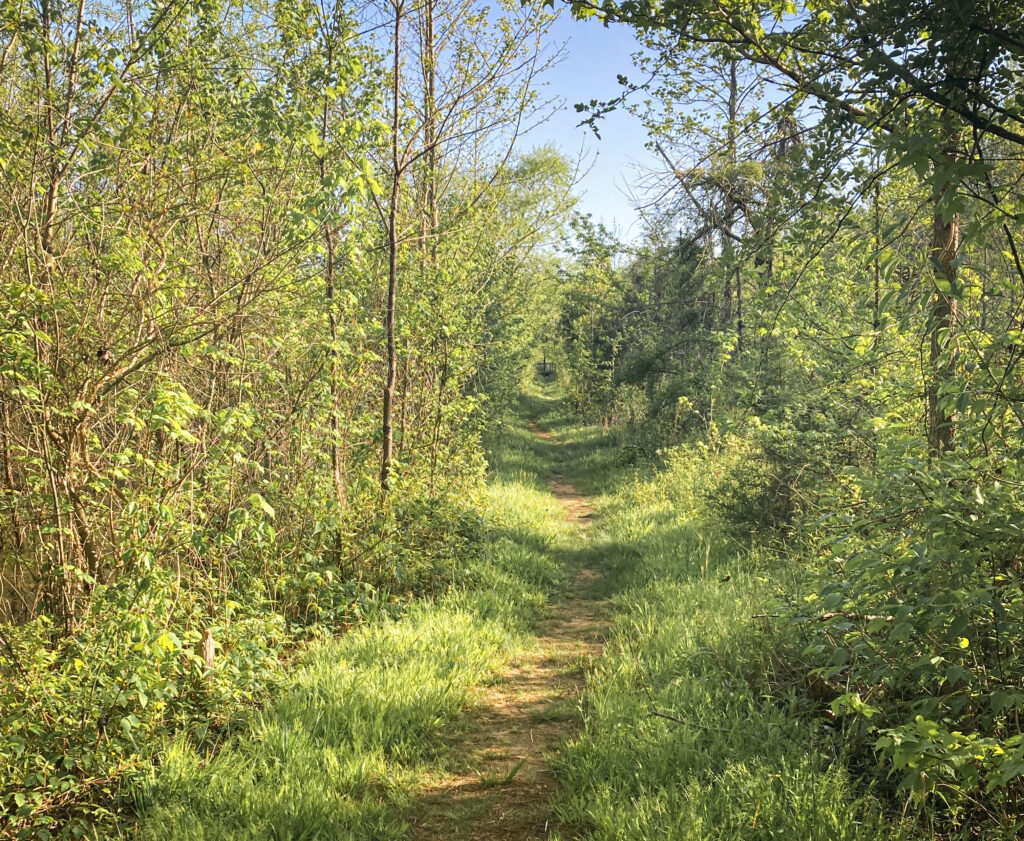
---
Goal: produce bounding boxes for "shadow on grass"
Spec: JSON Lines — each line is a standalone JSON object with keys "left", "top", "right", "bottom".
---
{"left": 486, "top": 378, "right": 626, "bottom": 500}
{"left": 127, "top": 373, "right": 618, "bottom": 841}
{"left": 547, "top": 435, "right": 908, "bottom": 841}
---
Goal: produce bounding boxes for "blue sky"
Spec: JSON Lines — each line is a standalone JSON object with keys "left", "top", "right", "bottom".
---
{"left": 521, "top": 11, "right": 661, "bottom": 241}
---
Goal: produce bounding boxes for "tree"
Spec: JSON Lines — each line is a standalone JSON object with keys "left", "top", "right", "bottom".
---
{"left": 366, "top": 0, "right": 557, "bottom": 491}
{"left": 563, "top": 0, "right": 1024, "bottom": 452}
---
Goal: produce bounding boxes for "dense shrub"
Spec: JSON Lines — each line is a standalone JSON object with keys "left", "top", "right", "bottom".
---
{"left": 0, "top": 570, "right": 285, "bottom": 838}
{"left": 790, "top": 450, "right": 1024, "bottom": 829}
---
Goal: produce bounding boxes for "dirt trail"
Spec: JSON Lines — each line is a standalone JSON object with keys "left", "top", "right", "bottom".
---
{"left": 409, "top": 423, "right": 608, "bottom": 841}
{"left": 527, "top": 421, "right": 594, "bottom": 526}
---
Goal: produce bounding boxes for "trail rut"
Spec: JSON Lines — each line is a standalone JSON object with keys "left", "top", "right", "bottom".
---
{"left": 409, "top": 423, "right": 608, "bottom": 841}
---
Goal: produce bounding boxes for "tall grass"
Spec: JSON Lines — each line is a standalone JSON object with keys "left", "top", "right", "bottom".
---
{"left": 551, "top": 446, "right": 909, "bottom": 840}
{"left": 127, "top": 389, "right": 578, "bottom": 840}
{"left": 134, "top": 603, "right": 513, "bottom": 840}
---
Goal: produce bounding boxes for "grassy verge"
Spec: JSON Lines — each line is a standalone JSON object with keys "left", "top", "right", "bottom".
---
{"left": 489, "top": 374, "right": 621, "bottom": 498}
{"left": 550, "top": 445, "right": 911, "bottom": 841}
{"left": 126, "top": 389, "right": 576, "bottom": 840}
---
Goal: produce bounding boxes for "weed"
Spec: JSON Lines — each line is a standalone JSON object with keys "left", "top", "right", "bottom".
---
{"left": 477, "top": 760, "right": 525, "bottom": 788}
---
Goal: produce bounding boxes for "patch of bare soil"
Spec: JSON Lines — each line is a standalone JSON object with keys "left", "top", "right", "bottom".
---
{"left": 546, "top": 475, "right": 593, "bottom": 525}
{"left": 526, "top": 421, "right": 593, "bottom": 526}
{"left": 525, "top": 420, "right": 552, "bottom": 440}
{"left": 409, "top": 427, "right": 608, "bottom": 841}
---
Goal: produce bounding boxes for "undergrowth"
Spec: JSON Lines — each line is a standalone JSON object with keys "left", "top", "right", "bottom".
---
{"left": 550, "top": 444, "right": 909, "bottom": 841}
{"left": 120, "top": 380, "right": 576, "bottom": 840}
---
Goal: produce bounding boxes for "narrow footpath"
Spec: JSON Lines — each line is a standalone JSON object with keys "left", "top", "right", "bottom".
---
{"left": 410, "top": 421, "right": 610, "bottom": 841}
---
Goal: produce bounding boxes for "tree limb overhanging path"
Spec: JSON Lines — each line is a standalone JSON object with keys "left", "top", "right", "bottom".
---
{"left": 410, "top": 419, "right": 610, "bottom": 841}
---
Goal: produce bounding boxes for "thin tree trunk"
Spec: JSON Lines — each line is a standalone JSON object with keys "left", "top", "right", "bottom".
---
{"left": 872, "top": 180, "right": 881, "bottom": 376}
{"left": 0, "top": 401, "right": 24, "bottom": 555}
{"left": 420, "top": 0, "right": 444, "bottom": 487}
{"left": 381, "top": 0, "right": 403, "bottom": 492}
{"left": 735, "top": 263, "right": 743, "bottom": 356}
{"left": 727, "top": 60, "right": 742, "bottom": 356}
{"left": 421, "top": 0, "right": 438, "bottom": 260}
{"left": 720, "top": 266, "right": 732, "bottom": 323}
{"left": 397, "top": 347, "right": 410, "bottom": 457}
{"left": 926, "top": 112, "right": 961, "bottom": 455}
{"left": 320, "top": 39, "right": 346, "bottom": 512}
{"left": 429, "top": 349, "right": 448, "bottom": 490}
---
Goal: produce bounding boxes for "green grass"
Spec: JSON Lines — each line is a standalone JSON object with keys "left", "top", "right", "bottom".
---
{"left": 133, "top": 603, "right": 512, "bottom": 839}
{"left": 477, "top": 760, "right": 525, "bottom": 788}
{"left": 128, "top": 374, "right": 918, "bottom": 840}
{"left": 530, "top": 698, "right": 579, "bottom": 724}
{"left": 126, "top": 382, "right": 582, "bottom": 841}
{"left": 549, "top": 446, "right": 912, "bottom": 841}
{"left": 488, "top": 375, "right": 622, "bottom": 499}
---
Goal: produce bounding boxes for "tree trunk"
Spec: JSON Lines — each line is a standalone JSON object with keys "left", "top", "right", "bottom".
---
{"left": 381, "top": 0, "right": 403, "bottom": 492}
{"left": 926, "top": 112, "right": 961, "bottom": 455}
{"left": 872, "top": 180, "right": 881, "bottom": 376}
{"left": 735, "top": 263, "right": 743, "bottom": 356}
{"left": 320, "top": 39, "right": 346, "bottom": 512}
{"left": 421, "top": 0, "right": 438, "bottom": 262}
{"left": 727, "top": 60, "right": 742, "bottom": 356}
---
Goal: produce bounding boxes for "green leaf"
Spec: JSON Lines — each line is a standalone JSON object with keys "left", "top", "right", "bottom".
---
{"left": 249, "top": 493, "right": 275, "bottom": 519}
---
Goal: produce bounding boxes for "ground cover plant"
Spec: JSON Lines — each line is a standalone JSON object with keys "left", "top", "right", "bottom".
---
{"left": 549, "top": 442, "right": 905, "bottom": 841}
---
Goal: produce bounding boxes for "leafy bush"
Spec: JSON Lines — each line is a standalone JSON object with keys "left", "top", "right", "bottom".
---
{"left": 789, "top": 449, "right": 1024, "bottom": 830}
{"left": 0, "top": 570, "right": 286, "bottom": 839}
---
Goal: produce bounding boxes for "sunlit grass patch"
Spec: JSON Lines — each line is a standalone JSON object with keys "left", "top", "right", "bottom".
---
{"left": 551, "top": 452, "right": 905, "bottom": 841}
{"left": 134, "top": 599, "right": 520, "bottom": 840}
{"left": 130, "top": 382, "right": 580, "bottom": 840}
